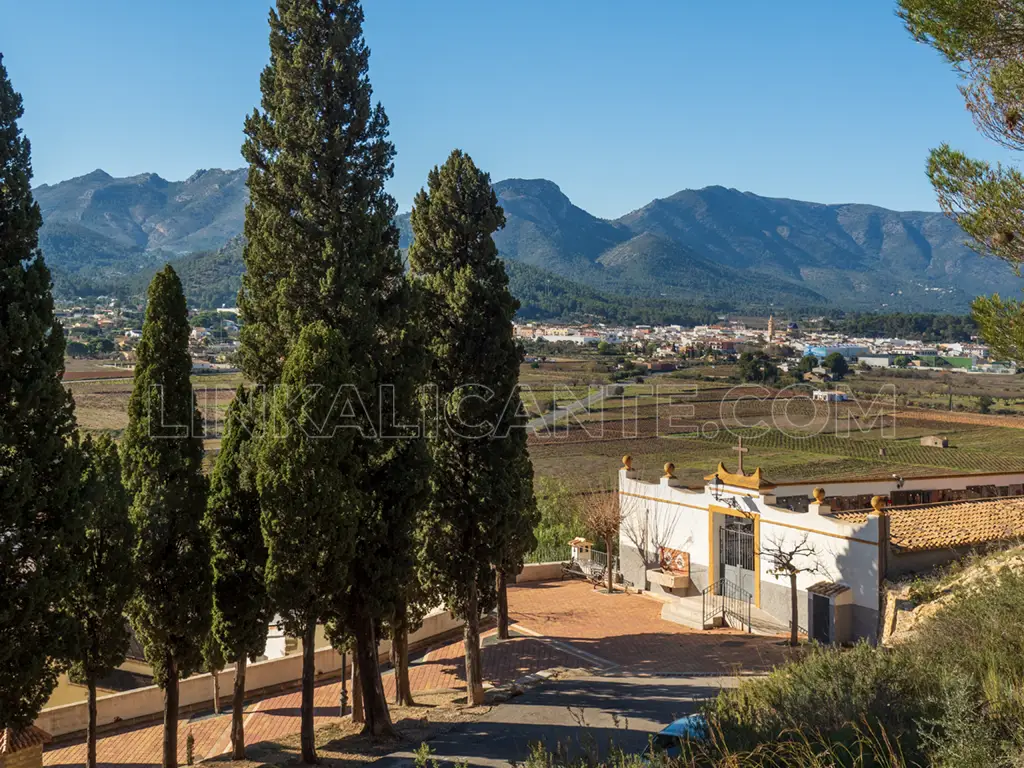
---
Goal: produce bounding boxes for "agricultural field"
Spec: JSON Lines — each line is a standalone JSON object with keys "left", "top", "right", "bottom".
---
{"left": 518, "top": 358, "right": 615, "bottom": 416}
{"left": 65, "top": 371, "right": 243, "bottom": 469}
{"left": 529, "top": 380, "right": 1024, "bottom": 487}
{"left": 63, "top": 357, "right": 609, "bottom": 465}
{"left": 849, "top": 368, "right": 1024, "bottom": 414}
{"left": 64, "top": 354, "right": 1024, "bottom": 490}
{"left": 63, "top": 357, "right": 135, "bottom": 381}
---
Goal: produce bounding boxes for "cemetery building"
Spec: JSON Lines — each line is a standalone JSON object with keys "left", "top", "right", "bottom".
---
{"left": 618, "top": 454, "right": 1024, "bottom": 644}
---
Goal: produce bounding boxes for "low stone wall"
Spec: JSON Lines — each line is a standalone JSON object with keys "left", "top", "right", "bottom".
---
{"left": 36, "top": 608, "right": 463, "bottom": 739}
{"left": 887, "top": 544, "right": 976, "bottom": 580}
{"left": 516, "top": 561, "right": 564, "bottom": 583}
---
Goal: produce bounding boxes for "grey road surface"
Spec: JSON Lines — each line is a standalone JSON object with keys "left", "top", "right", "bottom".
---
{"left": 373, "top": 674, "right": 737, "bottom": 768}
{"left": 527, "top": 384, "right": 614, "bottom": 433}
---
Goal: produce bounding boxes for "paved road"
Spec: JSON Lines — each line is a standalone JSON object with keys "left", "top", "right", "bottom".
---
{"left": 528, "top": 384, "right": 614, "bottom": 433}
{"left": 373, "top": 674, "right": 738, "bottom": 767}
{"left": 527, "top": 370, "right": 678, "bottom": 434}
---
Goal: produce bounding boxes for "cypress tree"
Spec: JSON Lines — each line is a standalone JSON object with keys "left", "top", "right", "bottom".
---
{"left": 239, "top": 0, "right": 398, "bottom": 386}
{"left": 387, "top": 530, "right": 432, "bottom": 707}
{"left": 205, "top": 385, "right": 271, "bottom": 759}
{"left": 494, "top": 442, "right": 538, "bottom": 640}
{"left": 65, "top": 434, "right": 134, "bottom": 768}
{"left": 240, "top": 0, "right": 419, "bottom": 740}
{"left": 256, "top": 321, "right": 358, "bottom": 764}
{"left": 328, "top": 279, "right": 428, "bottom": 734}
{"left": 200, "top": 631, "right": 225, "bottom": 714}
{"left": 0, "top": 52, "right": 82, "bottom": 731}
{"left": 408, "top": 149, "right": 528, "bottom": 705}
{"left": 122, "top": 265, "right": 211, "bottom": 768}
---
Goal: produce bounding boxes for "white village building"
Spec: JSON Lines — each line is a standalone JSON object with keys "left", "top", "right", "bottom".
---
{"left": 617, "top": 453, "right": 1024, "bottom": 643}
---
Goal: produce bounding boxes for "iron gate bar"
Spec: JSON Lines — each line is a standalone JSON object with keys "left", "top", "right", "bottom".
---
{"left": 701, "top": 578, "right": 752, "bottom": 633}
{"left": 720, "top": 523, "right": 754, "bottom": 572}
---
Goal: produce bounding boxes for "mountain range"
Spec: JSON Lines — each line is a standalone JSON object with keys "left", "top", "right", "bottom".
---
{"left": 33, "top": 168, "right": 1020, "bottom": 317}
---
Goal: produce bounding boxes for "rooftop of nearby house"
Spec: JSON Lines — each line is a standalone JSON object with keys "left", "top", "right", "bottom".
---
{"left": 833, "top": 497, "right": 1024, "bottom": 553}
{"left": 0, "top": 725, "right": 51, "bottom": 754}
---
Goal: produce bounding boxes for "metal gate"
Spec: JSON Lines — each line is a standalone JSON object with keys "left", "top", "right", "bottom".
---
{"left": 719, "top": 522, "right": 755, "bottom": 596}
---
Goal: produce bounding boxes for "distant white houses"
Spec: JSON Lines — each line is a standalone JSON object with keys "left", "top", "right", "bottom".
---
{"left": 812, "top": 390, "right": 848, "bottom": 402}
{"left": 536, "top": 334, "right": 602, "bottom": 345}
{"left": 858, "top": 355, "right": 895, "bottom": 368}
{"left": 804, "top": 344, "right": 870, "bottom": 360}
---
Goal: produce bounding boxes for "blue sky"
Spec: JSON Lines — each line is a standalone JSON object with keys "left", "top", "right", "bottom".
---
{"left": 1, "top": 0, "right": 1014, "bottom": 217}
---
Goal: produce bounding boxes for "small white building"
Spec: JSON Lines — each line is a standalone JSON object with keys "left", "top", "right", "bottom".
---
{"left": 618, "top": 458, "right": 1024, "bottom": 643}
{"left": 812, "top": 390, "right": 848, "bottom": 402}
{"left": 859, "top": 356, "right": 895, "bottom": 368}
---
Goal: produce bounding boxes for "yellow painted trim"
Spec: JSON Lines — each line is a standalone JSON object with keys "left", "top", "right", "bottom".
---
{"left": 620, "top": 493, "right": 709, "bottom": 513}
{"left": 621, "top": 493, "right": 879, "bottom": 546}
{"left": 704, "top": 462, "right": 778, "bottom": 491}
{"left": 707, "top": 507, "right": 714, "bottom": 599}
{"left": 620, "top": 492, "right": 758, "bottom": 513}
{"left": 754, "top": 516, "right": 761, "bottom": 609}
{"left": 709, "top": 503, "right": 756, "bottom": 519}
{"left": 764, "top": 518, "right": 878, "bottom": 546}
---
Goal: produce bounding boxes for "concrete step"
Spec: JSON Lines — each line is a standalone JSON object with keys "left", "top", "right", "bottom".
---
{"left": 660, "top": 595, "right": 788, "bottom": 636}
{"left": 747, "top": 606, "right": 790, "bottom": 637}
{"left": 660, "top": 596, "right": 720, "bottom": 631}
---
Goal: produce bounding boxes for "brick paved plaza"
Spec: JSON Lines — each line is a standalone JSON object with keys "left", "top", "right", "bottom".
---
{"left": 43, "top": 581, "right": 789, "bottom": 766}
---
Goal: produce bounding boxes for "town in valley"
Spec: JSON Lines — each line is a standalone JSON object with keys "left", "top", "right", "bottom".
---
{"left": 4, "top": 3, "right": 1024, "bottom": 768}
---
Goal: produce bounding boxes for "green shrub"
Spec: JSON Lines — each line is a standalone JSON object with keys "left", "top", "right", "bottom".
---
{"left": 529, "top": 478, "right": 586, "bottom": 559}
{"left": 906, "top": 577, "right": 939, "bottom": 606}
{"left": 516, "top": 726, "right": 913, "bottom": 767}
{"left": 706, "top": 643, "right": 935, "bottom": 761}
{"left": 906, "top": 569, "right": 1024, "bottom": 763}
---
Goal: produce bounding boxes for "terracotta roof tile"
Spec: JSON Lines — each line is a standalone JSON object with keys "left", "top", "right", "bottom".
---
{"left": 808, "top": 581, "right": 851, "bottom": 597}
{"left": 832, "top": 498, "right": 1024, "bottom": 553}
{"left": 0, "top": 726, "right": 51, "bottom": 754}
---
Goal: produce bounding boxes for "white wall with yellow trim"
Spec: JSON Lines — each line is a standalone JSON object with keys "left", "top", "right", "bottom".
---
{"left": 619, "top": 467, "right": 883, "bottom": 635}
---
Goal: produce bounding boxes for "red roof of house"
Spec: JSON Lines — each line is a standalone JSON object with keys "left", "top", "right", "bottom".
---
{"left": 0, "top": 726, "right": 51, "bottom": 754}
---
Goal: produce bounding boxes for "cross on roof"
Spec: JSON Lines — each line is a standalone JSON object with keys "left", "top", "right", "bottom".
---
{"left": 733, "top": 436, "right": 749, "bottom": 474}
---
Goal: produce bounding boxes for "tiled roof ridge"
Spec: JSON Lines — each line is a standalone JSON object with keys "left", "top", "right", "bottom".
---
{"left": 828, "top": 493, "right": 1021, "bottom": 520}
{"left": 0, "top": 725, "right": 51, "bottom": 754}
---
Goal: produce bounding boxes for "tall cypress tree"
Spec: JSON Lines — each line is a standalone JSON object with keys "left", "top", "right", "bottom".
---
{"left": 65, "top": 434, "right": 134, "bottom": 768}
{"left": 408, "top": 149, "right": 527, "bottom": 705}
{"left": 494, "top": 442, "right": 538, "bottom": 640}
{"left": 256, "top": 321, "right": 358, "bottom": 764}
{"left": 239, "top": 0, "right": 398, "bottom": 386}
{"left": 122, "top": 265, "right": 211, "bottom": 768}
{"left": 240, "top": 0, "right": 418, "bottom": 740}
{"left": 205, "top": 385, "right": 271, "bottom": 759}
{"left": 0, "top": 52, "right": 82, "bottom": 731}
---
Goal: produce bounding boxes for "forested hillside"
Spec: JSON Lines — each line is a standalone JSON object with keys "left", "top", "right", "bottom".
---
{"left": 39, "top": 169, "right": 1020, "bottom": 316}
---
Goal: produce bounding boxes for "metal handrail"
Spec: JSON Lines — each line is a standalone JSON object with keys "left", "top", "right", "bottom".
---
{"left": 701, "top": 578, "right": 752, "bottom": 633}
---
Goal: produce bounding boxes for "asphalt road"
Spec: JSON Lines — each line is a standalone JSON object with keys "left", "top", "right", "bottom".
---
{"left": 373, "top": 674, "right": 737, "bottom": 768}
{"left": 527, "top": 384, "right": 614, "bottom": 433}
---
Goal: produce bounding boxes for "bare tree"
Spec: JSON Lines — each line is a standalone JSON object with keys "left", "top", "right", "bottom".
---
{"left": 760, "top": 533, "right": 827, "bottom": 647}
{"left": 582, "top": 490, "right": 626, "bottom": 595}
{"left": 621, "top": 500, "right": 680, "bottom": 587}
